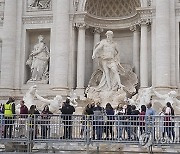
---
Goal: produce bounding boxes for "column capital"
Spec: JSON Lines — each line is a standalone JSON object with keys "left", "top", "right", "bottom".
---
{"left": 138, "top": 18, "right": 151, "bottom": 26}
{"left": 93, "top": 27, "right": 103, "bottom": 34}
{"left": 75, "top": 22, "right": 88, "bottom": 29}
{"left": 129, "top": 24, "right": 140, "bottom": 32}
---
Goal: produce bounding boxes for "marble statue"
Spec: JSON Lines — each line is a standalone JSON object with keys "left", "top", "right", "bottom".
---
{"left": 68, "top": 90, "right": 78, "bottom": 107}
{"left": 22, "top": 85, "right": 64, "bottom": 113}
{"left": 153, "top": 89, "right": 180, "bottom": 112}
{"left": 92, "top": 30, "right": 125, "bottom": 91}
{"left": 26, "top": 35, "right": 50, "bottom": 83}
{"left": 23, "top": 85, "right": 37, "bottom": 109}
{"left": 35, "top": 93, "right": 63, "bottom": 113}
{"left": 86, "top": 30, "right": 138, "bottom": 107}
{"left": 134, "top": 87, "right": 153, "bottom": 108}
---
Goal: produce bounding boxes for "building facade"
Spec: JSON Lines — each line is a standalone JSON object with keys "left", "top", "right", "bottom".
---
{"left": 0, "top": 0, "right": 179, "bottom": 100}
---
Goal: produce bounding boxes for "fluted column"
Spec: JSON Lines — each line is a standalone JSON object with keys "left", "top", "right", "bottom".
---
{"left": 155, "top": 0, "right": 170, "bottom": 87}
{"left": 93, "top": 28, "right": 102, "bottom": 71}
{"left": 140, "top": 20, "right": 149, "bottom": 87}
{"left": 130, "top": 25, "right": 140, "bottom": 79}
{"left": 76, "top": 23, "right": 86, "bottom": 89}
{"left": 0, "top": 0, "right": 17, "bottom": 88}
{"left": 51, "top": 0, "right": 70, "bottom": 88}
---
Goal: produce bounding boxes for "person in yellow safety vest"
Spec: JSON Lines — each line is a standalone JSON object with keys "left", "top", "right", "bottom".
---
{"left": 2, "top": 97, "right": 16, "bottom": 138}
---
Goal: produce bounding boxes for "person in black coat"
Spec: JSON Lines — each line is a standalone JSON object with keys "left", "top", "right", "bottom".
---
{"left": 61, "top": 98, "right": 75, "bottom": 139}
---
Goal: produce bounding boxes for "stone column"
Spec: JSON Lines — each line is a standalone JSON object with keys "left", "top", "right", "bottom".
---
{"left": 155, "top": 0, "right": 170, "bottom": 87}
{"left": 51, "top": 0, "right": 70, "bottom": 88}
{"left": 0, "top": 0, "right": 17, "bottom": 88}
{"left": 76, "top": 23, "right": 86, "bottom": 89}
{"left": 93, "top": 28, "right": 102, "bottom": 71}
{"left": 130, "top": 25, "right": 140, "bottom": 79}
{"left": 68, "top": 18, "right": 76, "bottom": 89}
{"left": 140, "top": 19, "right": 149, "bottom": 87}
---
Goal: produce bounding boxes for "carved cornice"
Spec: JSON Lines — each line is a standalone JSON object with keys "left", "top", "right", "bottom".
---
{"left": 136, "top": 7, "right": 154, "bottom": 19}
{"left": 129, "top": 7, "right": 154, "bottom": 28}
{"left": 84, "top": 13, "right": 140, "bottom": 29}
{"left": 22, "top": 16, "right": 53, "bottom": 24}
{"left": 73, "top": 7, "right": 155, "bottom": 30}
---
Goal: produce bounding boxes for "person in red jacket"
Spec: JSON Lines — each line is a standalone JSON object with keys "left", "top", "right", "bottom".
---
{"left": 19, "top": 100, "right": 28, "bottom": 137}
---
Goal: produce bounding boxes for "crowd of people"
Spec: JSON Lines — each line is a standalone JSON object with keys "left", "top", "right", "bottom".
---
{"left": 0, "top": 96, "right": 176, "bottom": 142}
{"left": 81, "top": 100, "right": 176, "bottom": 142}
{"left": 0, "top": 97, "right": 75, "bottom": 140}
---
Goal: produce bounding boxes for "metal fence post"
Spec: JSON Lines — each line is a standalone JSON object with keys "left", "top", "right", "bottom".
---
{"left": 86, "top": 115, "right": 90, "bottom": 154}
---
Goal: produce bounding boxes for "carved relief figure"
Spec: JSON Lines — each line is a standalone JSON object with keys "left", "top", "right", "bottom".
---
{"left": 26, "top": 35, "right": 50, "bottom": 83}
{"left": 28, "top": 0, "right": 51, "bottom": 9}
{"left": 92, "top": 30, "right": 125, "bottom": 91}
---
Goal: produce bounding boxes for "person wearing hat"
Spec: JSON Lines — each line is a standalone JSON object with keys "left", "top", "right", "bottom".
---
{"left": 92, "top": 30, "right": 125, "bottom": 91}
{"left": 2, "top": 97, "right": 16, "bottom": 138}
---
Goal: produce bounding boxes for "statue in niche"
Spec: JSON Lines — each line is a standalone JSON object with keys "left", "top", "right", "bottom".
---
{"left": 86, "top": 30, "right": 138, "bottom": 107}
{"left": 26, "top": 35, "right": 50, "bottom": 83}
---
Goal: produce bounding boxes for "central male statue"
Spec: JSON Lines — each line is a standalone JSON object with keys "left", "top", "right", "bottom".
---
{"left": 92, "top": 30, "right": 125, "bottom": 91}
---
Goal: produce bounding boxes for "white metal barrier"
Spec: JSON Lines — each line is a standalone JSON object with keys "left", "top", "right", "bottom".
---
{"left": 0, "top": 114, "right": 179, "bottom": 152}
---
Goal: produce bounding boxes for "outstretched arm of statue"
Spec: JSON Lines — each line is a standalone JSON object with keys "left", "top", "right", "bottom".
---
{"left": 35, "top": 92, "right": 52, "bottom": 104}
{"left": 153, "top": 89, "right": 167, "bottom": 99}
{"left": 92, "top": 42, "right": 103, "bottom": 59}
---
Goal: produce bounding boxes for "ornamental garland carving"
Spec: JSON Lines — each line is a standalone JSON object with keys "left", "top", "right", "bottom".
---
{"left": 22, "top": 16, "right": 53, "bottom": 24}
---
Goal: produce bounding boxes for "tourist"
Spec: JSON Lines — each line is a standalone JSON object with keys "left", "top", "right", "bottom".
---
{"left": 93, "top": 102, "right": 104, "bottom": 140}
{"left": 19, "top": 100, "right": 28, "bottom": 137}
{"left": 3, "top": 97, "right": 16, "bottom": 138}
{"left": 20, "top": 100, "right": 28, "bottom": 118}
{"left": 165, "top": 102, "right": 175, "bottom": 141}
{"left": 104, "top": 103, "right": 114, "bottom": 140}
{"left": 131, "top": 105, "right": 140, "bottom": 140}
{"left": 159, "top": 106, "right": 166, "bottom": 139}
{"left": 80, "top": 105, "right": 88, "bottom": 138}
{"left": 0, "top": 103, "right": 4, "bottom": 138}
{"left": 124, "top": 105, "right": 132, "bottom": 140}
{"left": 115, "top": 104, "right": 124, "bottom": 140}
{"left": 41, "top": 105, "right": 53, "bottom": 139}
{"left": 61, "top": 98, "right": 75, "bottom": 139}
{"left": 145, "top": 102, "right": 156, "bottom": 139}
{"left": 29, "top": 105, "right": 40, "bottom": 140}
{"left": 139, "top": 105, "right": 146, "bottom": 135}
{"left": 85, "top": 102, "right": 95, "bottom": 139}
